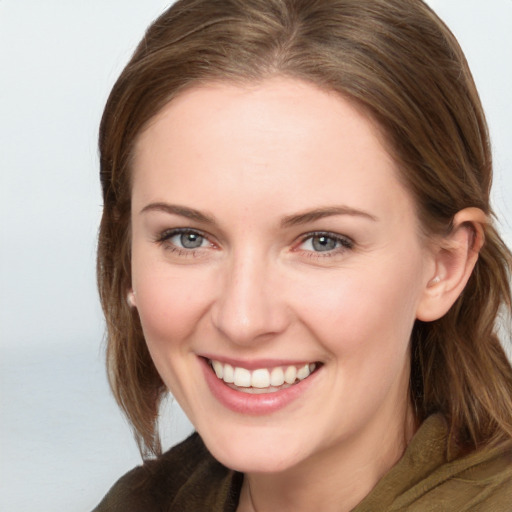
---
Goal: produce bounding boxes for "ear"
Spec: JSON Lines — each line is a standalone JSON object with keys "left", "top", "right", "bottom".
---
{"left": 416, "top": 208, "right": 486, "bottom": 322}
{"left": 127, "top": 289, "right": 137, "bottom": 308}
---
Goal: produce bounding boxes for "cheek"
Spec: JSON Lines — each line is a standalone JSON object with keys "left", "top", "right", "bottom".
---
{"left": 133, "top": 266, "right": 215, "bottom": 348}
{"left": 132, "top": 268, "right": 216, "bottom": 409}
{"left": 292, "top": 257, "right": 423, "bottom": 357}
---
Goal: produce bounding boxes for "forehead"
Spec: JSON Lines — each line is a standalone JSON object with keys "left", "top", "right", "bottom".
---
{"left": 131, "top": 77, "right": 415, "bottom": 223}
{"left": 135, "top": 78, "right": 391, "bottom": 164}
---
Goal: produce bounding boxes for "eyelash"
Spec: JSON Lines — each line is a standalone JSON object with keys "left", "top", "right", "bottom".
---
{"left": 296, "top": 231, "right": 354, "bottom": 257}
{"left": 154, "top": 229, "right": 354, "bottom": 258}
{"left": 154, "top": 228, "right": 212, "bottom": 256}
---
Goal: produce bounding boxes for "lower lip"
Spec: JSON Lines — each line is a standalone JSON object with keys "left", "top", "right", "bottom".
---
{"left": 200, "top": 358, "right": 319, "bottom": 415}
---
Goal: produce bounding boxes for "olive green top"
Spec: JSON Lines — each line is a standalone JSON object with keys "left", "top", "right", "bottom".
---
{"left": 93, "top": 414, "right": 512, "bottom": 511}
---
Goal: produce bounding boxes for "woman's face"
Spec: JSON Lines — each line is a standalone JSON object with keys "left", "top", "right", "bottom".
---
{"left": 130, "top": 78, "right": 436, "bottom": 473}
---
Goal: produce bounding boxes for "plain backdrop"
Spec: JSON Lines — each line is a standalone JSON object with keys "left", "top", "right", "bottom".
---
{"left": 0, "top": 1, "right": 511, "bottom": 511}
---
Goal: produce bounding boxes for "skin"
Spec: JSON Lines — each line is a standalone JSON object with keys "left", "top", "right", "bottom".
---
{"left": 128, "top": 77, "right": 480, "bottom": 511}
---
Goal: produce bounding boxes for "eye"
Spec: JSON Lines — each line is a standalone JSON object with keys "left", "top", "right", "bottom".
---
{"left": 156, "top": 228, "right": 211, "bottom": 252}
{"left": 298, "top": 232, "right": 353, "bottom": 254}
{"left": 175, "top": 231, "right": 205, "bottom": 249}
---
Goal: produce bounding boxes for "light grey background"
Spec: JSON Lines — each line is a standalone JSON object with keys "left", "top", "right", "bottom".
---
{"left": 0, "top": 1, "right": 510, "bottom": 511}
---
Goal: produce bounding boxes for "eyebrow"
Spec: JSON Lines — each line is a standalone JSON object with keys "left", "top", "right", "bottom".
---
{"left": 140, "top": 202, "right": 377, "bottom": 227}
{"left": 140, "top": 203, "right": 216, "bottom": 224}
{"left": 281, "top": 206, "right": 378, "bottom": 227}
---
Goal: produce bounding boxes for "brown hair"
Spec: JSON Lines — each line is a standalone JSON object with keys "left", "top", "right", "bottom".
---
{"left": 97, "top": 0, "right": 512, "bottom": 457}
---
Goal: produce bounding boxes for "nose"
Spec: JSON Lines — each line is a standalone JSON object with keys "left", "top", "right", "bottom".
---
{"left": 211, "top": 251, "right": 290, "bottom": 346}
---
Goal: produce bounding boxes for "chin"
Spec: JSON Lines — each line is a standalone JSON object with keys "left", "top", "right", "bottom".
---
{"left": 199, "top": 424, "right": 309, "bottom": 474}
{"left": 214, "top": 447, "right": 302, "bottom": 474}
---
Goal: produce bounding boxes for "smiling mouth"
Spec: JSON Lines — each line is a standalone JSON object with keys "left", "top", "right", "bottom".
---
{"left": 208, "top": 359, "right": 319, "bottom": 394}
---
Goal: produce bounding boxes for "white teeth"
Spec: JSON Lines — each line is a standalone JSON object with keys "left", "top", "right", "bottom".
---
{"left": 251, "top": 368, "right": 270, "bottom": 388}
{"left": 223, "top": 364, "right": 234, "bottom": 383}
{"left": 297, "top": 364, "right": 310, "bottom": 380}
{"left": 233, "top": 367, "right": 251, "bottom": 387}
{"left": 284, "top": 365, "right": 297, "bottom": 384}
{"left": 209, "top": 359, "right": 317, "bottom": 391}
{"left": 212, "top": 360, "right": 223, "bottom": 379}
{"left": 270, "top": 367, "right": 285, "bottom": 386}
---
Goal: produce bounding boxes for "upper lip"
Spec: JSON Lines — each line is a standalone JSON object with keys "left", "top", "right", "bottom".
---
{"left": 200, "top": 354, "right": 319, "bottom": 370}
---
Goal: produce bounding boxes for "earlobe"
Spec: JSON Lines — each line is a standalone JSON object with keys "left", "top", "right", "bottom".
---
{"left": 416, "top": 208, "right": 486, "bottom": 322}
{"left": 127, "top": 289, "right": 137, "bottom": 308}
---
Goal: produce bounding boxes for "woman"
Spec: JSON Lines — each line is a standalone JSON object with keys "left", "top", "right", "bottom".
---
{"left": 94, "top": 0, "right": 512, "bottom": 510}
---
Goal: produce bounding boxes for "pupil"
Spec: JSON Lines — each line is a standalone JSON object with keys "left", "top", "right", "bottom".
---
{"left": 312, "top": 235, "right": 336, "bottom": 252}
{"left": 180, "top": 232, "right": 203, "bottom": 249}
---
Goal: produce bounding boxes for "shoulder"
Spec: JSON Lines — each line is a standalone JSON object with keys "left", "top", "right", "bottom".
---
{"left": 415, "top": 416, "right": 512, "bottom": 510}
{"left": 92, "top": 432, "right": 241, "bottom": 512}
{"left": 430, "top": 439, "right": 512, "bottom": 511}
{"left": 400, "top": 438, "right": 512, "bottom": 511}
{"left": 357, "top": 415, "right": 512, "bottom": 511}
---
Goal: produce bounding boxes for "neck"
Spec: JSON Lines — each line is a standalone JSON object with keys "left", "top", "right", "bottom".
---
{"left": 237, "top": 403, "right": 417, "bottom": 512}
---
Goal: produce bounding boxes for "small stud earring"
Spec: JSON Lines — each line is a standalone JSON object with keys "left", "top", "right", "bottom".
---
{"left": 127, "top": 290, "right": 137, "bottom": 307}
{"left": 428, "top": 276, "right": 441, "bottom": 287}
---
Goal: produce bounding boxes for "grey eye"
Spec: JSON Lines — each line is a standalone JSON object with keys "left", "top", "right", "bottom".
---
{"left": 180, "top": 232, "right": 204, "bottom": 249}
{"left": 311, "top": 235, "right": 338, "bottom": 252}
